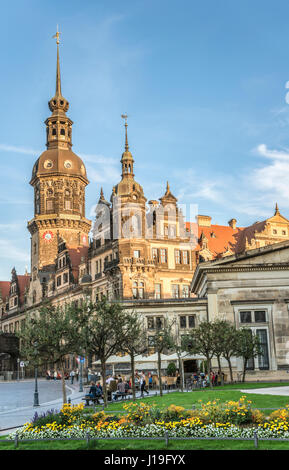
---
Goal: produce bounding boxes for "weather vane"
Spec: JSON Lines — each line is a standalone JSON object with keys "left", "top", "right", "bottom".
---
{"left": 52, "top": 25, "right": 61, "bottom": 45}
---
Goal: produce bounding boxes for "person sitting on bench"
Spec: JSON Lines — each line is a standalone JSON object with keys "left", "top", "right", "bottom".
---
{"left": 113, "top": 379, "right": 126, "bottom": 401}
{"left": 84, "top": 381, "right": 101, "bottom": 405}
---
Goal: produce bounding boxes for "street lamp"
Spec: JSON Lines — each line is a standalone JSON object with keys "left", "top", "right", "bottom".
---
{"left": 79, "top": 356, "right": 83, "bottom": 393}
{"left": 33, "top": 341, "right": 39, "bottom": 407}
{"left": 17, "top": 358, "right": 20, "bottom": 382}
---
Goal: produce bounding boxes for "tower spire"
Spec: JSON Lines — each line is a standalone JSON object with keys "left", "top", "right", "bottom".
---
{"left": 48, "top": 26, "right": 69, "bottom": 114}
{"left": 46, "top": 28, "right": 72, "bottom": 149}
{"left": 121, "top": 114, "right": 129, "bottom": 151}
{"left": 53, "top": 25, "right": 62, "bottom": 96}
{"left": 120, "top": 114, "right": 134, "bottom": 179}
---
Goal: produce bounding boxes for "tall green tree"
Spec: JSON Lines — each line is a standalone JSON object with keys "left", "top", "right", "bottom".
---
{"left": 118, "top": 310, "right": 148, "bottom": 400}
{"left": 236, "top": 328, "right": 263, "bottom": 382}
{"left": 149, "top": 318, "right": 175, "bottom": 396}
{"left": 217, "top": 321, "right": 240, "bottom": 383}
{"left": 182, "top": 321, "right": 216, "bottom": 388}
{"left": 211, "top": 320, "right": 240, "bottom": 384}
{"left": 17, "top": 303, "right": 82, "bottom": 403}
{"left": 75, "top": 297, "right": 129, "bottom": 407}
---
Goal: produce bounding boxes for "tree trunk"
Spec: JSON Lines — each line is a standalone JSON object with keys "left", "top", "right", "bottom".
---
{"left": 130, "top": 353, "right": 136, "bottom": 401}
{"left": 157, "top": 351, "right": 163, "bottom": 397}
{"left": 242, "top": 358, "right": 247, "bottom": 383}
{"left": 217, "top": 355, "right": 224, "bottom": 386}
{"left": 207, "top": 356, "right": 212, "bottom": 389}
{"left": 101, "top": 360, "right": 107, "bottom": 407}
{"left": 227, "top": 357, "right": 234, "bottom": 383}
{"left": 178, "top": 354, "right": 184, "bottom": 393}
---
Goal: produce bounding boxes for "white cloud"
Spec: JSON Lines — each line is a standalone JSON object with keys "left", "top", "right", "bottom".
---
{"left": 0, "top": 239, "right": 30, "bottom": 263}
{"left": 0, "top": 144, "right": 41, "bottom": 156}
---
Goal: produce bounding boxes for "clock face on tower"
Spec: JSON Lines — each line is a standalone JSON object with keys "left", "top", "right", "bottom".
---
{"left": 43, "top": 231, "right": 54, "bottom": 242}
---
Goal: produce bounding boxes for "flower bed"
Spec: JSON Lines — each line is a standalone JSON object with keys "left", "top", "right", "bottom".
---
{"left": 8, "top": 398, "right": 289, "bottom": 441}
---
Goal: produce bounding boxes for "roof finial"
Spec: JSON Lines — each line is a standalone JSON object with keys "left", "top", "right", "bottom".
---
{"left": 275, "top": 202, "right": 280, "bottom": 215}
{"left": 100, "top": 187, "right": 104, "bottom": 200}
{"left": 121, "top": 114, "right": 129, "bottom": 151}
{"left": 53, "top": 25, "right": 62, "bottom": 96}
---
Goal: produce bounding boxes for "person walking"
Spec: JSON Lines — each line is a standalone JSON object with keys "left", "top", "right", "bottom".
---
{"left": 140, "top": 371, "right": 149, "bottom": 397}
{"left": 70, "top": 370, "right": 75, "bottom": 384}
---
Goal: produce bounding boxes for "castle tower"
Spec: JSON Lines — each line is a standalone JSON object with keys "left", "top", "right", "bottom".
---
{"left": 27, "top": 31, "right": 91, "bottom": 280}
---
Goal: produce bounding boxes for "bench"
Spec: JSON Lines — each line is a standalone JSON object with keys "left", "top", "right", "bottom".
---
{"left": 82, "top": 396, "right": 103, "bottom": 406}
{"left": 112, "top": 390, "right": 133, "bottom": 401}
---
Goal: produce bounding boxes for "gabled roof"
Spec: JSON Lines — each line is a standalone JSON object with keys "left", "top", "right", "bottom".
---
{"left": 186, "top": 222, "right": 244, "bottom": 257}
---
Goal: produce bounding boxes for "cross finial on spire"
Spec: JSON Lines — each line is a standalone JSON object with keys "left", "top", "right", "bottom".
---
{"left": 121, "top": 114, "right": 129, "bottom": 151}
{"left": 52, "top": 25, "right": 61, "bottom": 45}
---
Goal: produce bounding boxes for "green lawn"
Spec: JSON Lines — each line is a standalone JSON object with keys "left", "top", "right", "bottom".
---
{"left": 1, "top": 382, "right": 289, "bottom": 450}
{"left": 1, "top": 438, "right": 289, "bottom": 451}
{"left": 101, "top": 385, "right": 289, "bottom": 414}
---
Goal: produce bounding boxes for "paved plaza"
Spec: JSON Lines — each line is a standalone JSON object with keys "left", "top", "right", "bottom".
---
{"left": 0, "top": 378, "right": 158, "bottom": 434}
{"left": 0, "top": 379, "right": 85, "bottom": 434}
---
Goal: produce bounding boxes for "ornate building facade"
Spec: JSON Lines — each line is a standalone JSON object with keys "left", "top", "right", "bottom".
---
{"left": 1, "top": 38, "right": 289, "bottom": 379}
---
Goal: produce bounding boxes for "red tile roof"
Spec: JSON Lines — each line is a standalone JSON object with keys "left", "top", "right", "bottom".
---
{"left": 17, "top": 275, "right": 30, "bottom": 304}
{"left": 67, "top": 246, "right": 88, "bottom": 282}
{"left": 0, "top": 281, "right": 10, "bottom": 302}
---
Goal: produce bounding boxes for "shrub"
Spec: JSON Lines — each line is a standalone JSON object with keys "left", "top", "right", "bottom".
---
{"left": 167, "top": 363, "right": 177, "bottom": 376}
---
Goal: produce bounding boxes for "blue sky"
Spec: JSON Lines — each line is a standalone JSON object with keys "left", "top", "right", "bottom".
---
{"left": 2, "top": 0, "right": 289, "bottom": 279}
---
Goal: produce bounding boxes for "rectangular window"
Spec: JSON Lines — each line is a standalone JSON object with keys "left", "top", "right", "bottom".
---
{"left": 171, "top": 284, "right": 179, "bottom": 298}
{"left": 256, "top": 329, "right": 269, "bottom": 370}
{"left": 240, "top": 311, "right": 252, "bottom": 323}
{"left": 160, "top": 248, "right": 167, "bottom": 264}
{"left": 63, "top": 272, "right": 68, "bottom": 284}
{"left": 154, "top": 284, "right": 161, "bottom": 299}
{"left": 182, "top": 285, "right": 189, "bottom": 298}
{"left": 254, "top": 311, "right": 266, "bottom": 323}
{"left": 188, "top": 315, "right": 195, "bottom": 328}
{"left": 57, "top": 276, "right": 62, "bottom": 287}
{"left": 152, "top": 248, "right": 158, "bottom": 261}
{"left": 156, "top": 316, "right": 164, "bottom": 329}
{"left": 180, "top": 316, "right": 187, "bottom": 328}
{"left": 182, "top": 251, "right": 189, "bottom": 264}
{"left": 133, "top": 250, "right": 140, "bottom": 259}
{"left": 132, "top": 288, "right": 138, "bottom": 299}
{"left": 175, "top": 250, "right": 181, "bottom": 264}
{"left": 65, "top": 200, "right": 71, "bottom": 210}
{"left": 147, "top": 317, "right": 155, "bottom": 330}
